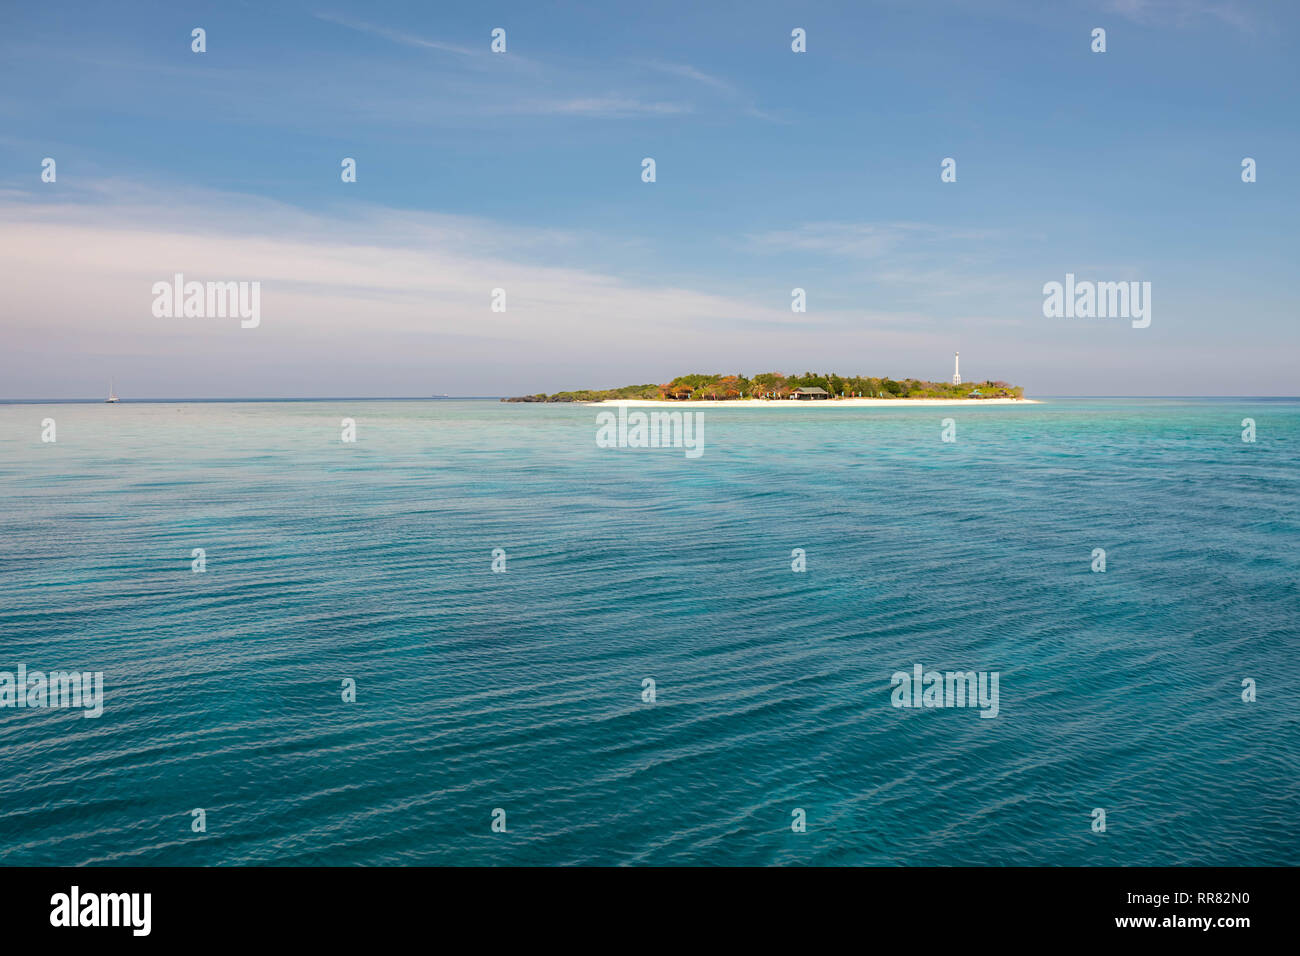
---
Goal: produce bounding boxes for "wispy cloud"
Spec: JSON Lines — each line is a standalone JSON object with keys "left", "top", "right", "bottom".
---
{"left": 745, "top": 222, "right": 998, "bottom": 259}
{"left": 1104, "top": 0, "right": 1258, "bottom": 33}
{"left": 639, "top": 58, "right": 780, "bottom": 122}
{"left": 311, "top": 14, "right": 699, "bottom": 118}
{"left": 5, "top": 185, "right": 924, "bottom": 396}
{"left": 536, "top": 97, "right": 692, "bottom": 117}
{"left": 314, "top": 12, "right": 477, "bottom": 56}
{"left": 642, "top": 60, "right": 736, "bottom": 94}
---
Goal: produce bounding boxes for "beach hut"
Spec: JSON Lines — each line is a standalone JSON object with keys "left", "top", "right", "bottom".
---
{"left": 793, "top": 386, "right": 830, "bottom": 400}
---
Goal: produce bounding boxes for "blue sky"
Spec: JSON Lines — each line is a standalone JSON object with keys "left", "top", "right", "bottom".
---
{"left": 1, "top": 0, "right": 1296, "bottom": 397}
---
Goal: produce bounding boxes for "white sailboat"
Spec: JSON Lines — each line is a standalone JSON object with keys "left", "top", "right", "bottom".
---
{"left": 105, "top": 378, "right": 120, "bottom": 403}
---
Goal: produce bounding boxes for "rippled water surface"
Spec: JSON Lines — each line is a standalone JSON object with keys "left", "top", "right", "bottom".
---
{"left": 0, "top": 398, "right": 1296, "bottom": 865}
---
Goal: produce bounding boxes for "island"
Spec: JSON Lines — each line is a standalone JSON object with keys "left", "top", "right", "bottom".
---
{"left": 502, "top": 371, "right": 1029, "bottom": 404}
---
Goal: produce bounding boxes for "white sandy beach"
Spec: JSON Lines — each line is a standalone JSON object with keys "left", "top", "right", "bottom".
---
{"left": 590, "top": 398, "right": 1040, "bottom": 407}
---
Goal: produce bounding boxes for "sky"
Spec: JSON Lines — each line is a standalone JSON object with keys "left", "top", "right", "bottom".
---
{"left": 0, "top": 0, "right": 1296, "bottom": 398}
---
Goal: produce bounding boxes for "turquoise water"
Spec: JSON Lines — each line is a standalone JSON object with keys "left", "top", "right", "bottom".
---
{"left": 0, "top": 398, "right": 1296, "bottom": 866}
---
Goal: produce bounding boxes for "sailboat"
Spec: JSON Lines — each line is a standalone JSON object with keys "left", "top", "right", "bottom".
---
{"left": 105, "top": 378, "right": 120, "bottom": 403}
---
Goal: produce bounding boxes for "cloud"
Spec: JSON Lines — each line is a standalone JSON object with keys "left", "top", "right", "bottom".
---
{"left": 642, "top": 61, "right": 736, "bottom": 94}
{"left": 6, "top": 185, "right": 935, "bottom": 396}
{"left": 2, "top": 187, "right": 1282, "bottom": 397}
{"left": 535, "top": 97, "right": 692, "bottom": 117}
{"left": 638, "top": 59, "right": 780, "bottom": 122}
{"left": 1103, "top": 0, "right": 1258, "bottom": 33}
{"left": 0, "top": 186, "right": 765, "bottom": 337}
{"left": 313, "top": 12, "right": 478, "bottom": 56}
{"left": 309, "top": 15, "right": 696, "bottom": 120}
{"left": 745, "top": 222, "right": 998, "bottom": 260}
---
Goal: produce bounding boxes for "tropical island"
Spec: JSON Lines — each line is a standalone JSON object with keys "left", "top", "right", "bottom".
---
{"left": 502, "top": 371, "right": 1027, "bottom": 404}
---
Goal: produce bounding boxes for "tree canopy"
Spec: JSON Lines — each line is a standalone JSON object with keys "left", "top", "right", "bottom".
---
{"left": 503, "top": 372, "right": 1024, "bottom": 402}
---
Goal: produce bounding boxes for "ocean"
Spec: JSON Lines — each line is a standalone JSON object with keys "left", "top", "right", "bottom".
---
{"left": 0, "top": 398, "right": 1296, "bottom": 865}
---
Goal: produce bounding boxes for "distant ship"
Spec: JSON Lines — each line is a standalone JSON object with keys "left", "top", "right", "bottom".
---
{"left": 105, "top": 379, "right": 120, "bottom": 403}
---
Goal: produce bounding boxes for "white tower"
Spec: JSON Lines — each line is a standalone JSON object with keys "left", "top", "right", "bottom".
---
{"left": 952, "top": 351, "right": 961, "bottom": 386}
